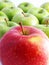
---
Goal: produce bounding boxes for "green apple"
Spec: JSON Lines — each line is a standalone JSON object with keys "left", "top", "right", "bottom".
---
{"left": 2, "top": 7, "right": 23, "bottom": 20}
{"left": 34, "top": 25, "right": 49, "bottom": 38}
{"left": 0, "top": 11, "right": 8, "bottom": 17}
{"left": 7, "top": 21, "right": 19, "bottom": 27}
{"left": 28, "top": 7, "right": 39, "bottom": 15}
{"left": 0, "top": 16, "right": 8, "bottom": 22}
{"left": 2, "top": 0, "right": 10, "bottom": 2}
{"left": 28, "top": 7, "right": 49, "bottom": 23}
{"left": 0, "top": 1, "right": 14, "bottom": 10}
{"left": 0, "top": 20, "right": 19, "bottom": 27}
{"left": 41, "top": 2, "right": 49, "bottom": 12}
{"left": 0, "top": 20, "right": 19, "bottom": 38}
{"left": 0, "top": 17, "right": 19, "bottom": 27}
{"left": 0, "top": 11, "right": 9, "bottom": 21}
{"left": 18, "top": 2, "right": 34, "bottom": 13}
{"left": 0, "top": 20, "right": 7, "bottom": 25}
{"left": 12, "top": 12, "right": 39, "bottom": 26}
{"left": 0, "top": 24, "right": 9, "bottom": 38}
{"left": 41, "top": 15, "right": 49, "bottom": 24}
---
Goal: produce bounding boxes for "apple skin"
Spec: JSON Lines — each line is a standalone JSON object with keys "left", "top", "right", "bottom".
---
{"left": 0, "top": 1, "right": 14, "bottom": 10}
{"left": 2, "top": 0, "right": 11, "bottom": 2}
{"left": 0, "top": 11, "right": 7, "bottom": 17}
{"left": 2, "top": 7, "right": 23, "bottom": 20}
{"left": 0, "top": 16, "right": 8, "bottom": 23}
{"left": 34, "top": 25, "right": 49, "bottom": 38}
{"left": 0, "top": 24, "right": 9, "bottom": 39}
{"left": 41, "top": 2, "right": 49, "bottom": 12}
{"left": 28, "top": 7, "right": 49, "bottom": 23}
{"left": 7, "top": 21, "right": 19, "bottom": 27}
{"left": 41, "top": 15, "right": 49, "bottom": 24}
{"left": 0, "top": 26, "right": 49, "bottom": 65}
{"left": 12, "top": 13, "right": 39, "bottom": 26}
{"left": 18, "top": 2, "right": 34, "bottom": 13}
{"left": 0, "top": 21, "right": 19, "bottom": 27}
{"left": 0, "top": 11, "right": 9, "bottom": 21}
{"left": 0, "top": 21, "right": 19, "bottom": 38}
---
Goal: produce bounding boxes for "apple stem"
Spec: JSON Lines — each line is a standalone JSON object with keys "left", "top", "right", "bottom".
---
{"left": 46, "top": 20, "right": 49, "bottom": 27}
{"left": 4, "top": 18, "right": 8, "bottom": 26}
{"left": 19, "top": 22, "right": 24, "bottom": 35}
{"left": 22, "top": 12, "right": 26, "bottom": 17}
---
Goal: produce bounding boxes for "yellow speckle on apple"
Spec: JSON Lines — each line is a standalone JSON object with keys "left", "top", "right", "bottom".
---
{"left": 28, "top": 36, "right": 42, "bottom": 45}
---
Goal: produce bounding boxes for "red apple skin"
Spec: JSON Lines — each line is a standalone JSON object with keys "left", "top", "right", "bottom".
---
{"left": 0, "top": 26, "right": 49, "bottom": 65}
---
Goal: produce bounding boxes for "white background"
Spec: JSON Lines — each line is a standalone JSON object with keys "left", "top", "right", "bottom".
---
{"left": 0, "top": 0, "right": 49, "bottom": 65}
{"left": 11, "top": 0, "right": 49, "bottom": 7}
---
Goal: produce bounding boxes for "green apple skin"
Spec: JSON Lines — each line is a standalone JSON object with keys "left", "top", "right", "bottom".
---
{"left": 12, "top": 12, "right": 39, "bottom": 26}
{"left": 41, "top": 2, "right": 49, "bottom": 12}
{"left": 28, "top": 8, "right": 49, "bottom": 24}
{"left": 7, "top": 21, "right": 19, "bottom": 27}
{"left": 2, "top": 0, "right": 11, "bottom": 2}
{"left": 0, "top": 11, "right": 8, "bottom": 17}
{"left": 0, "top": 24, "right": 9, "bottom": 39}
{"left": 41, "top": 15, "right": 49, "bottom": 24}
{"left": 0, "top": 1, "right": 14, "bottom": 10}
{"left": 0, "top": 16, "right": 8, "bottom": 22}
{"left": 0, "top": 21, "right": 19, "bottom": 38}
{"left": 0, "top": 11, "right": 9, "bottom": 21}
{"left": 2, "top": 7, "right": 23, "bottom": 21}
{"left": 18, "top": 2, "right": 34, "bottom": 13}
{"left": 0, "top": 21, "right": 19, "bottom": 27}
{"left": 0, "top": 20, "right": 7, "bottom": 25}
{"left": 34, "top": 25, "right": 49, "bottom": 38}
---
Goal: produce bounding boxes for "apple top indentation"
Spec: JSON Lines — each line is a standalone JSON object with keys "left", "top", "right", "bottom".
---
{"left": 24, "top": 3, "right": 29, "bottom": 7}
{"left": 38, "top": 9, "right": 44, "bottom": 13}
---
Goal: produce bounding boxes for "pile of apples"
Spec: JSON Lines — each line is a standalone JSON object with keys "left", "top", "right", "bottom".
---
{"left": 0, "top": 0, "right": 49, "bottom": 65}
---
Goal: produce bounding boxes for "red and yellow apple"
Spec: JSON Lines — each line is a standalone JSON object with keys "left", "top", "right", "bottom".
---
{"left": 0, "top": 26, "right": 49, "bottom": 65}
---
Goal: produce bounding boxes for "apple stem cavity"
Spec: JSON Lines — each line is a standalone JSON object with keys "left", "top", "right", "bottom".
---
{"left": 25, "top": 3, "right": 28, "bottom": 7}
{"left": 19, "top": 22, "right": 25, "bottom": 35}
{"left": 11, "top": 7, "right": 14, "bottom": 9}
{"left": 38, "top": 9, "right": 43, "bottom": 13}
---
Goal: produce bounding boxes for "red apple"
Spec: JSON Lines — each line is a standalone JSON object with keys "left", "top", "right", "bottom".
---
{"left": 0, "top": 25, "right": 49, "bottom": 65}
